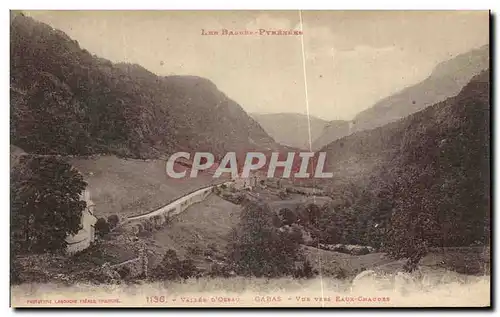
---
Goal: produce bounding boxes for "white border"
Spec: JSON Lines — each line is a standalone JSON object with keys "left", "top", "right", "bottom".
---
{"left": 1, "top": 1, "right": 498, "bottom": 316}
{"left": 3, "top": 1, "right": 498, "bottom": 10}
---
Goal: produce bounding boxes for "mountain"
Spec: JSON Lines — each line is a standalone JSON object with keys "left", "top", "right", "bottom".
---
{"left": 311, "top": 45, "right": 489, "bottom": 149}
{"left": 10, "top": 12, "right": 279, "bottom": 159}
{"left": 320, "top": 70, "right": 489, "bottom": 185}
{"left": 317, "top": 70, "right": 490, "bottom": 248}
{"left": 251, "top": 113, "right": 328, "bottom": 150}
{"left": 311, "top": 120, "right": 351, "bottom": 150}
{"left": 351, "top": 44, "right": 489, "bottom": 133}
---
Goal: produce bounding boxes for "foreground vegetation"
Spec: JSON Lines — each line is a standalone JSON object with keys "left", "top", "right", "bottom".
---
{"left": 11, "top": 272, "right": 490, "bottom": 307}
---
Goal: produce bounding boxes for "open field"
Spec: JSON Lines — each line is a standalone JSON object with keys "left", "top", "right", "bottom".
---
{"left": 141, "top": 194, "right": 242, "bottom": 268}
{"left": 70, "top": 155, "right": 229, "bottom": 218}
{"left": 94, "top": 194, "right": 241, "bottom": 269}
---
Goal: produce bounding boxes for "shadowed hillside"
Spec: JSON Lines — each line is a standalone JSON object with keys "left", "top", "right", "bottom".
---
{"left": 314, "top": 70, "right": 489, "bottom": 253}
{"left": 312, "top": 120, "right": 351, "bottom": 150}
{"left": 10, "top": 13, "right": 280, "bottom": 159}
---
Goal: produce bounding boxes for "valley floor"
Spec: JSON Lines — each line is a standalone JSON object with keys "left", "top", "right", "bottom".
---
{"left": 11, "top": 175, "right": 490, "bottom": 309}
{"left": 70, "top": 155, "right": 228, "bottom": 218}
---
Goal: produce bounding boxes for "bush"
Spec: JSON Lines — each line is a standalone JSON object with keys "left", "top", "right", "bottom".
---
{"left": 207, "top": 243, "right": 218, "bottom": 253}
{"left": 272, "top": 213, "right": 282, "bottom": 228}
{"left": 135, "top": 223, "right": 143, "bottom": 234}
{"left": 161, "top": 214, "right": 172, "bottom": 226}
{"left": 334, "top": 268, "right": 348, "bottom": 279}
{"left": 187, "top": 245, "right": 203, "bottom": 257}
{"left": 279, "top": 208, "right": 297, "bottom": 226}
{"left": 222, "top": 192, "right": 246, "bottom": 205}
{"left": 10, "top": 259, "right": 22, "bottom": 285}
{"left": 142, "top": 219, "right": 153, "bottom": 232}
{"left": 117, "top": 266, "right": 131, "bottom": 279}
{"left": 208, "top": 263, "right": 232, "bottom": 278}
{"left": 294, "top": 259, "right": 316, "bottom": 279}
{"left": 226, "top": 201, "right": 304, "bottom": 277}
{"left": 203, "top": 243, "right": 219, "bottom": 257}
{"left": 153, "top": 249, "right": 199, "bottom": 281}
{"left": 278, "top": 190, "right": 289, "bottom": 200}
{"left": 334, "top": 244, "right": 348, "bottom": 254}
{"left": 95, "top": 218, "right": 110, "bottom": 237}
{"left": 107, "top": 215, "right": 120, "bottom": 229}
{"left": 212, "top": 186, "right": 221, "bottom": 195}
{"left": 359, "top": 247, "right": 370, "bottom": 255}
{"left": 68, "top": 242, "right": 115, "bottom": 269}
{"left": 203, "top": 249, "right": 215, "bottom": 257}
{"left": 178, "top": 259, "right": 198, "bottom": 279}
{"left": 153, "top": 215, "right": 163, "bottom": 229}
{"left": 289, "top": 225, "right": 305, "bottom": 244}
{"left": 74, "top": 268, "right": 117, "bottom": 284}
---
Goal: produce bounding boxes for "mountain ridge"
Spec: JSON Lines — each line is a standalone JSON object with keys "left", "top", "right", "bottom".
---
{"left": 10, "top": 14, "right": 281, "bottom": 159}
{"left": 311, "top": 44, "right": 489, "bottom": 149}
{"left": 251, "top": 112, "right": 328, "bottom": 150}
{"left": 320, "top": 69, "right": 490, "bottom": 187}
{"left": 351, "top": 44, "right": 489, "bottom": 133}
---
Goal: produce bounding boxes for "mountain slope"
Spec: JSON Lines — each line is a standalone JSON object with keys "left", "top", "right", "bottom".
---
{"left": 321, "top": 70, "right": 490, "bottom": 186}
{"left": 10, "top": 13, "right": 279, "bottom": 159}
{"left": 311, "top": 120, "right": 351, "bottom": 150}
{"left": 351, "top": 44, "right": 489, "bottom": 133}
{"left": 251, "top": 113, "right": 328, "bottom": 149}
{"left": 312, "top": 45, "right": 489, "bottom": 149}
{"left": 319, "top": 70, "right": 490, "bottom": 247}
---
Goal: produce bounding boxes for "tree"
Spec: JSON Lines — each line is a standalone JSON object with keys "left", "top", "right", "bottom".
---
{"left": 271, "top": 213, "right": 282, "bottom": 228}
{"left": 153, "top": 249, "right": 198, "bottom": 280}
{"left": 279, "top": 208, "right": 297, "bottom": 226}
{"left": 95, "top": 218, "right": 110, "bottom": 237}
{"left": 226, "top": 201, "right": 304, "bottom": 277}
{"left": 294, "top": 259, "right": 315, "bottom": 278}
{"left": 306, "top": 204, "right": 321, "bottom": 226}
{"left": 178, "top": 259, "right": 198, "bottom": 279}
{"left": 384, "top": 166, "right": 440, "bottom": 272}
{"left": 153, "top": 249, "right": 181, "bottom": 280}
{"left": 11, "top": 155, "right": 87, "bottom": 253}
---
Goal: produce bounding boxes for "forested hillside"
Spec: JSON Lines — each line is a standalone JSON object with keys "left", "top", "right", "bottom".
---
{"left": 10, "top": 13, "right": 279, "bottom": 159}
{"left": 315, "top": 70, "right": 490, "bottom": 256}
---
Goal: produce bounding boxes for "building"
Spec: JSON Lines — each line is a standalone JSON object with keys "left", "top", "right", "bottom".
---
{"left": 66, "top": 189, "right": 98, "bottom": 254}
{"left": 231, "top": 170, "right": 265, "bottom": 190}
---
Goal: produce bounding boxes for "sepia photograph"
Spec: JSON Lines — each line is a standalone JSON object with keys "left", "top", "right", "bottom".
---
{"left": 9, "top": 9, "right": 491, "bottom": 308}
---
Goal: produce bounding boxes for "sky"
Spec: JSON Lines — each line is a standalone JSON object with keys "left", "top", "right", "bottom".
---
{"left": 24, "top": 10, "right": 489, "bottom": 121}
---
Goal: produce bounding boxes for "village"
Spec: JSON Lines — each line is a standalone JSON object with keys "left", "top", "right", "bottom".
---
{"left": 53, "top": 154, "right": 384, "bottom": 284}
